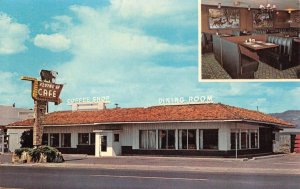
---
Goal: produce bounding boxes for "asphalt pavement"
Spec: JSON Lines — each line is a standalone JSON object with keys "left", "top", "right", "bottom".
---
{"left": 1, "top": 166, "right": 300, "bottom": 189}
{"left": 1, "top": 153, "right": 300, "bottom": 188}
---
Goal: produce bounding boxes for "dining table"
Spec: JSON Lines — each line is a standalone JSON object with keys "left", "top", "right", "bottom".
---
{"left": 223, "top": 35, "right": 279, "bottom": 62}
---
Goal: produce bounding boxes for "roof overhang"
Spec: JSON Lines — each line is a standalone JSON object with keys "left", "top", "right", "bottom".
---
{"left": 6, "top": 119, "right": 292, "bottom": 129}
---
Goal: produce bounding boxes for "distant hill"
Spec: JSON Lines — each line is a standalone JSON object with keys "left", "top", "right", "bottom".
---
{"left": 270, "top": 110, "right": 300, "bottom": 129}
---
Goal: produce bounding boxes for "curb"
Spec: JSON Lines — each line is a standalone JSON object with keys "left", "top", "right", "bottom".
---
{"left": 251, "top": 154, "right": 286, "bottom": 160}
{"left": 1, "top": 162, "right": 300, "bottom": 175}
{"left": 87, "top": 155, "right": 247, "bottom": 161}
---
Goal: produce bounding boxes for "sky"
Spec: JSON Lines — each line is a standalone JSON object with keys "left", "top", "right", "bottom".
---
{"left": 0, "top": 0, "right": 299, "bottom": 114}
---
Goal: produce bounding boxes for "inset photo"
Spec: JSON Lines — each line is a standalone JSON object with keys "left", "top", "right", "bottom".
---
{"left": 200, "top": 1, "right": 300, "bottom": 80}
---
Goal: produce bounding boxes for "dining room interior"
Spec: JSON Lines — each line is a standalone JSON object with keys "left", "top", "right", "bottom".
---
{"left": 200, "top": 0, "right": 300, "bottom": 80}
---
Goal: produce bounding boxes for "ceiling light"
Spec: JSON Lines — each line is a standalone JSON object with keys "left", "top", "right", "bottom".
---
{"left": 234, "top": 1, "right": 240, "bottom": 6}
{"left": 259, "top": 0, "right": 276, "bottom": 12}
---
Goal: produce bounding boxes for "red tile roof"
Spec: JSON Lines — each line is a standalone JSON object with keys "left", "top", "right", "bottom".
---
{"left": 7, "top": 103, "right": 293, "bottom": 128}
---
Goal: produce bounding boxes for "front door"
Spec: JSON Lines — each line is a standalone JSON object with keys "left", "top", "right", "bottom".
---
{"left": 259, "top": 128, "right": 273, "bottom": 153}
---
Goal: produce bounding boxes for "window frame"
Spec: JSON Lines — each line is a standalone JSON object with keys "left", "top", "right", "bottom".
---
{"left": 231, "top": 129, "right": 259, "bottom": 150}
{"left": 61, "top": 133, "right": 71, "bottom": 148}
{"left": 50, "top": 133, "right": 60, "bottom": 148}
{"left": 139, "top": 130, "right": 156, "bottom": 149}
{"left": 42, "top": 133, "right": 49, "bottom": 146}
{"left": 178, "top": 129, "right": 197, "bottom": 150}
{"left": 78, "top": 133, "right": 90, "bottom": 145}
{"left": 114, "top": 133, "right": 120, "bottom": 142}
{"left": 158, "top": 129, "right": 175, "bottom": 149}
{"left": 202, "top": 129, "right": 219, "bottom": 150}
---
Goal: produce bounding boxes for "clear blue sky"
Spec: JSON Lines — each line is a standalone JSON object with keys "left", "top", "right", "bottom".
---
{"left": 0, "top": 0, "right": 299, "bottom": 113}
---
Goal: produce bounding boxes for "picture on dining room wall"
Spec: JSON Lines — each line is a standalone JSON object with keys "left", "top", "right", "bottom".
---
{"left": 253, "top": 11, "right": 274, "bottom": 28}
{"left": 208, "top": 8, "right": 240, "bottom": 29}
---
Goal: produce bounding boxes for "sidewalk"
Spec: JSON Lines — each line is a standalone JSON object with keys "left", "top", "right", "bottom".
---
{"left": 1, "top": 153, "right": 300, "bottom": 175}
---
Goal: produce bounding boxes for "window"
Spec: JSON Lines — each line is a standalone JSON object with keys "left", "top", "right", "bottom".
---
{"left": 78, "top": 133, "right": 89, "bottom": 145}
{"left": 139, "top": 130, "right": 156, "bottom": 149}
{"left": 158, "top": 130, "right": 175, "bottom": 149}
{"left": 188, "top": 130, "right": 196, "bottom": 149}
{"left": 101, "top": 136, "right": 107, "bottom": 152}
{"left": 90, "top": 133, "right": 95, "bottom": 145}
{"left": 231, "top": 130, "right": 240, "bottom": 150}
{"left": 42, "top": 133, "right": 48, "bottom": 145}
{"left": 50, "top": 133, "right": 59, "bottom": 147}
{"left": 178, "top": 129, "right": 196, "bottom": 150}
{"left": 241, "top": 130, "right": 248, "bottom": 149}
{"left": 114, "top": 134, "right": 119, "bottom": 142}
{"left": 250, "top": 131, "right": 258, "bottom": 149}
{"left": 203, "top": 129, "right": 218, "bottom": 150}
{"left": 61, "top": 133, "right": 71, "bottom": 148}
{"left": 178, "top": 129, "right": 187, "bottom": 149}
{"left": 231, "top": 129, "right": 259, "bottom": 150}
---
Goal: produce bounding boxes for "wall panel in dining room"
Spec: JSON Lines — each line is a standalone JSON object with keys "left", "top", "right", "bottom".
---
{"left": 290, "top": 11, "right": 300, "bottom": 28}
{"left": 201, "top": 5, "right": 291, "bottom": 33}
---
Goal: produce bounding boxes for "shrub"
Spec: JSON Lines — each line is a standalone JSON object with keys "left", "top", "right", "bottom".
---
{"left": 14, "top": 146, "right": 64, "bottom": 163}
{"left": 14, "top": 148, "right": 30, "bottom": 157}
{"left": 20, "top": 130, "right": 33, "bottom": 148}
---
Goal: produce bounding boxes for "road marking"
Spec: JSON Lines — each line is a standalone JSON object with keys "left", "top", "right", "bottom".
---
{"left": 90, "top": 174, "right": 208, "bottom": 181}
{"left": 273, "top": 162, "right": 300, "bottom": 165}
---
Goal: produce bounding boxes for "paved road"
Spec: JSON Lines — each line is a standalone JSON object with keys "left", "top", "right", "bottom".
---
{"left": 0, "top": 166, "right": 299, "bottom": 189}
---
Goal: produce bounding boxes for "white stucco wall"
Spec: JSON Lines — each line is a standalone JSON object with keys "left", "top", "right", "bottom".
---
{"left": 121, "top": 122, "right": 261, "bottom": 151}
{"left": 95, "top": 131, "right": 121, "bottom": 157}
{"left": 7, "top": 128, "right": 29, "bottom": 152}
{"left": 121, "top": 122, "right": 258, "bottom": 151}
{"left": 7, "top": 122, "right": 262, "bottom": 156}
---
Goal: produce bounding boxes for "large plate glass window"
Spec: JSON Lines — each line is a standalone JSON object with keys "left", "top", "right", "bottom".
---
{"left": 78, "top": 133, "right": 89, "bottom": 145}
{"left": 231, "top": 129, "right": 259, "bottom": 150}
{"left": 203, "top": 129, "right": 218, "bottom": 150}
{"left": 158, "top": 130, "right": 175, "bottom": 149}
{"left": 231, "top": 129, "right": 240, "bottom": 150}
{"left": 90, "top": 133, "right": 95, "bottom": 145}
{"left": 61, "top": 133, "right": 71, "bottom": 148}
{"left": 178, "top": 129, "right": 196, "bottom": 150}
{"left": 250, "top": 130, "right": 258, "bottom": 149}
{"left": 241, "top": 130, "right": 248, "bottom": 149}
{"left": 42, "top": 133, "right": 48, "bottom": 145}
{"left": 50, "top": 133, "right": 59, "bottom": 147}
{"left": 139, "top": 130, "right": 156, "bottom": 149}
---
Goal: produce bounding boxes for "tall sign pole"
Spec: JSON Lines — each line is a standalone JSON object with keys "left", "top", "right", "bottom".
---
{"left": 21, "top": 70, "right": 63, "bottom": 147}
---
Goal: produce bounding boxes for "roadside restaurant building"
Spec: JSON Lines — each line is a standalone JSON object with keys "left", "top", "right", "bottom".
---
{"left": 6, "top": 103, "right": 293, "bottom": 157}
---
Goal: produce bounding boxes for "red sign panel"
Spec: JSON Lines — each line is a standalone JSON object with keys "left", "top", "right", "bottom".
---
{"left": 32, "top": 81, "right": 63, "bottom": 103}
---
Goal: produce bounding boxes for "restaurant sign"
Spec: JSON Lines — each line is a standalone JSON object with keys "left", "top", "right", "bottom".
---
{"left": 32, "top": 80, "right": 63, "bottom": 103}
{"left": 158, "top": 96, "right": 213, "bottom": 105}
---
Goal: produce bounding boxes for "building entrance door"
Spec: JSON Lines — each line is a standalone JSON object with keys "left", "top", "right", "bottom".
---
{"left": 259, "top": 128, "right": 273, "bottom": 153}
{"left": 94, "top": 130, "right": 121, "bottom": 157}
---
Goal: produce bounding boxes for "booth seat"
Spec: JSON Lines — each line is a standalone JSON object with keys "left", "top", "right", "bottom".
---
{"left": 212, "top": 35, "right": 222, "bottom": 64}
{"left": 212, "top": 35, "right": 259, "bottom": 79}
{"left": 260, "top": 36, "right": 294, "bottom": 70}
